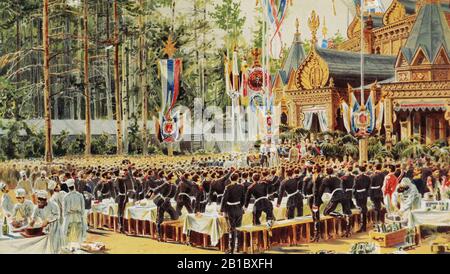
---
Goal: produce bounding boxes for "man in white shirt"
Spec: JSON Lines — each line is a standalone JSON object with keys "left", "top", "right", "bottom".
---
{"left": 62, "top": 179, "right": 87, "bottom": 246}
{"left": 11, "top": 188, "right": 35, "bottom": 228}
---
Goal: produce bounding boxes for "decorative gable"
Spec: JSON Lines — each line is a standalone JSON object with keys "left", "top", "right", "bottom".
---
{"left": 411, "top": 48, "right": 431, "bottom": 66}
{"left": 383, "top": 0, "right": 407, "bottom": 26}
{"left": 433, "top": 46, "right": 450, "bottom": 65}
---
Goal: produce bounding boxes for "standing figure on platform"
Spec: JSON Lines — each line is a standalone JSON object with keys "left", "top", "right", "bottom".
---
{"left": 353, "top": 165, "right": 371, "bottom": 232}
{"left": 320, "top": 167, "right": 352, "bottom": 237}
{"left": 245, "top": 173, "right": 275, "bottom": 227}
{"left": 370, "top": 163, "right": 386, "bottom": 224}
{"left": 303, "top": 164, "right": 323, "bottom": 242}
{"left": 288, "top": 144, "right": 299, "bottom": 163}
{"left": 277, "top": 168, "right": 304, "bottom": 219}
{"left": 149, "top": 172, "right": 178, "bottom": 241}
{"left": 220, "top": 172, "right": 245, "bottom": 254}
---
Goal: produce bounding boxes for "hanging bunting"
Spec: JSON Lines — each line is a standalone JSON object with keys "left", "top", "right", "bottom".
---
{"left": 262, "top": 0, "right": 289, "bottom": 58}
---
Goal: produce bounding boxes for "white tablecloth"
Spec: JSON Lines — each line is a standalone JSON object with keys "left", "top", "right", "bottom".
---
{"left": 183, "top": 201, "right": 289, "bottom": 246}
{"left": 0, "top": 234, "right": 51, "bottom": 254}
{"left": 408, "top": 210, "right": 450, "bottom": 228}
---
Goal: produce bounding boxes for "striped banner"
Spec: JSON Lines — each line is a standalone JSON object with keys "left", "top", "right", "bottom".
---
{"left": 159, "top": 58, "right": 182, "bottom": 118}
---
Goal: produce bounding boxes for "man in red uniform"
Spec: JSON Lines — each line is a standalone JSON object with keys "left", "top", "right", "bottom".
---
{"left": 382, "top": 165, "right": 398, "bottom": 215}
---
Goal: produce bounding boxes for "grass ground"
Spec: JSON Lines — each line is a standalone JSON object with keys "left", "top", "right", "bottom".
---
{"left": 85, "top": 228, "right": 449, "bottom": 254}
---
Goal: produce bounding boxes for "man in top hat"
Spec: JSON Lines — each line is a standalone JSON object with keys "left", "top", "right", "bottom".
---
{"left": 11, "top": 188, "right": 35, "bottom": 228}
{"left": 0, "top": 181, "right": 13, "bottom": 217}
{"left": 62, "top": 178, "right": 87, "bottom": 246}
{"left": 220, "top": 172, "right": 245, "bottom": 254}
{"left": 30, "top": 190, "right": 63, "bottom": 254}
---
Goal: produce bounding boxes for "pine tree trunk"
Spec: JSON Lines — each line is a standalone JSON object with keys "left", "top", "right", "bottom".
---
{"left": 105, "top": 0, "right": 113, "bottom": 120}
{"left": 114, "top": 0, "right": 123, "bottom": 154}
{"left": 139, "top": 0, "right": 148, "bottom": 155}
{"left": 122, "top": 32, "right": 129, "bottom": 154}
{"left": 84, "top": 0, "right": 91, "bottom": 155}
{"left": 43, "top": 0, "right": 52, "bottom": 162}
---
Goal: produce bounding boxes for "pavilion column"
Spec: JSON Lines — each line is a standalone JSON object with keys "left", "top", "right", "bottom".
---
{"left": 413, "top": 112, "right": 421, "bottom": 137}
{"left": 438, "top": 116, "right": 446, "bottom": 141}
{"left": 384, "top": 98, "right": 393, "bottom": 149}
{"left": 296, "top": 104, "right": 303, "bottom": 128}
{"left": 327, "top": 102, "right": 335, "bottom": 131}
{"left": 400, "top": 114, "right": 412, "bottom": 140}
{"left": 425, "top": 116, "right": 434, "bottom": 144}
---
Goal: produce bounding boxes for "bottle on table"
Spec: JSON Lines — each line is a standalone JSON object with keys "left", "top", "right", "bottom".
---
{"left": 2, "top": 216, "right": 9, "bottom": 236}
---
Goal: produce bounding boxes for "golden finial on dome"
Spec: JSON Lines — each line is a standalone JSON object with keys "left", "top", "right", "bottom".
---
{"left": 308, "top": 10, "right": 320, "bottom": 44}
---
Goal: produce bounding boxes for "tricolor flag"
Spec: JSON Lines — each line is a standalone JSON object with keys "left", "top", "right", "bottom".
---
{"left": 159, "top": 58, "right": 182, "bottom": 118}
{"left": 158, "top": 58, "right": 182, "bottom": 143}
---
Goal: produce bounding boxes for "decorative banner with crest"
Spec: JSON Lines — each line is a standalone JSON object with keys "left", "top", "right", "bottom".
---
{"left": 156, "top": 36, "right": 183, "bottom": 143}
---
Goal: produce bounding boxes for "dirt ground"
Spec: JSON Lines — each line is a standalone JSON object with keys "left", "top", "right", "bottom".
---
{"left": 86, "top": 228, "right": 449, "bottom": 254}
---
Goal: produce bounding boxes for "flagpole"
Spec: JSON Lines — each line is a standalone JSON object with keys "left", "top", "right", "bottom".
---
{"left": 360, "top": 0, "right": 364, "bottom": 106}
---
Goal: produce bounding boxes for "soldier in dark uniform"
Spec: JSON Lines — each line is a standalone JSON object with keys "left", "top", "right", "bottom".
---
{"left": 149, "top": 172, "right": 179, "bottom": 241}
{"left": 114, "top": 169, "right": 129, "bottom": 233}
{"left": 245, "top": 173, "right": 274, "bottom": 226}
{"left": 353, "top": 165, "right": 371, "bottom": 232}
{"left": 303, "top": 164, "right": 323, "bottom": 242}
{"left": 320, "top": 167, "right": 352, "bottom": 237}
{"left": 194, "top": 173, "right": 209, "bottom": 213}
{"left": 277, "top": 168, "right": 304, "bottom": 219}
{"left": 209, "top": 168, "right": 233, "bottom": 205}
{"left": 175, "top": 173, "right": 198, "bottom": 215}
{"left": 369, "top": 163, "right": 385, "bottom": 224}
{"left": 267, "top": 169, "right": 281, "bottom": 201}
{"left": 341, "top": 166, "right": 355, "bottom": 211}
{"left": 220, "top": 172, "right": 245, "bottom": 254}
{"left": 94, "top": 172, "right": 115, "bottom": 201}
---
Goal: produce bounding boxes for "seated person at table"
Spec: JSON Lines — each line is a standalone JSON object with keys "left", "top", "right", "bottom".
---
{"left": 11, "top": 188, "right": 35, "bottom": 228}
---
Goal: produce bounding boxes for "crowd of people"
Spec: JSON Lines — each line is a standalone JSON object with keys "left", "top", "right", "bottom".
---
{"left": 0, "top": 144, "right": 448, "bottom": 254}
